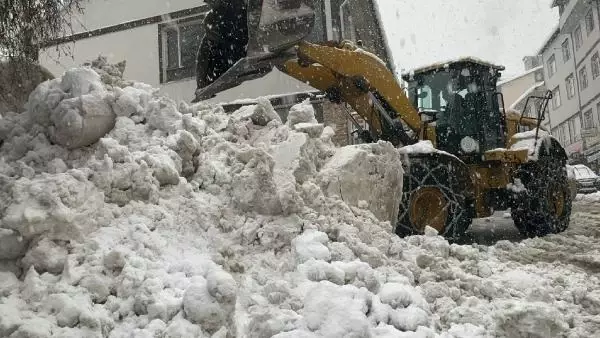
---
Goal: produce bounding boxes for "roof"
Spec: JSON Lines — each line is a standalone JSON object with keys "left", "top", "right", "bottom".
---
{"left": 551, "top": 0, "right": 568, "bottom": 8}
{"left": 401, "top": 57, "right": 505, "bottom": 80}
{"left": 497, "top": 65, "right": 543, "bottom": 86}
{"left": 509, "top": 82, "right": 546, "bottom": 110}
{"left": 535, "top": 24, "right": 560, "bottom": 55}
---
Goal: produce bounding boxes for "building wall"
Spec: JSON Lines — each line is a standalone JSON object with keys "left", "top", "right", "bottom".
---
{"left": 541, "top": 31, "right": 580, "bottom": 128}
{"left": 542, "top": 0, "right": 600, "bottom": 161}
{"left": 67, "top": 0, "right": 202, "bottom": 34}
{"left": 498, "top": 70, "right": 541, "bottom": 108}
{"left": 39, "top": 1, "right": 317, "bottom": 105}
{"left": 573, "top": 3, "right": 600, "bottom": 113}
{"left": 41, "top": 25, "right": 160, "bottom": 85}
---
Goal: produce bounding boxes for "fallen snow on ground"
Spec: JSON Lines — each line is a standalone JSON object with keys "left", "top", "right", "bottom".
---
{"left": 575, "top": 192, "right": 600, "bottom": 203}
{"left": 1, "top": 62, "right": 599, "bottom": 338}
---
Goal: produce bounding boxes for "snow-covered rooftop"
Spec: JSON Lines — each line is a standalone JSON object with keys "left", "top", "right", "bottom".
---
{"left": 401, "top": 57, "right": 505, "bottom": 79}
{"left": 497, "top": 66, "right": 543, "bottom": 86}
{"left": 509, "top": 81, "right": 546, "bottom": 110}
{"left": 536, "top": 24, "right": 560, "bottom": 55}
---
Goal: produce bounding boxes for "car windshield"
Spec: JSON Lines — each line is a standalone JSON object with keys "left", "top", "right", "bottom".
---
{"left": 413, "top": 68, "right": 487, "bottom": 136}
{"left": 573, "top": 166, "right": 598, "bottom": 179}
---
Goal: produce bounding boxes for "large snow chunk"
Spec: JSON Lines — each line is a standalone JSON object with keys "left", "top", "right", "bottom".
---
{"left": 0, "top": 271, "right": 19, "bottom": 296}
{"left": 388, "top": 306, "right": 431, "bottom": 332}
{"left": 206, "top": 269, "right": 237, "bottom": 304}
{"left": 21, "top": 238, "right": 67, "bottom": 274}
{"left": 303, "top": 282, "right": 372, "bottom": 337}
{"left": 143, "top": 150, "right": 182, "bottom": 186}
{"left": 0, "top": 228, "right": 26, "bottom": 260}
{"left": 26, "top": 67, "right": 117, "bottom": 149}
{"left": 292, "top": 230, "right": 331, "bottom": 264}
{"left": 164, "top": 315, "right": 203, "bottom": 338}
{"left": 111, "top": 85, "right": 152, "bottom": 118}
{"left": 9, "top": 317, "right": 54, "bottom": 338}
{"left": 494, "top": 301, "right": 568, "bottom": 338}
{"left": 286, "top": 99, "right": 317, "bottom": 127}
{"left": 49, "top": 93, "right": 115, "bottom": 149}
{"left": 379, "top": 283, "right": 428, "bottom": 310}
{"left": 183, "top": 279, "right": 227, "bottom": 333}
{"left": 0, "top": 303, "right": 22, "bottom": 336}
{"left": 147, "top": 97, "right": 183, "bottom": 134}
{"left": 231, "top": 148, "right": 283, "bottom": 215}
{"left": 318, "top": 141, "right": 403, "bottom": 223}
{"left": 1, "top": 172, "right": 105, "bottom": 240}
{"left": 60, "top": 67, "right": 106, "bottom": 97}
{"left": 251, "top": 97, "right": 282, "bottom": 126}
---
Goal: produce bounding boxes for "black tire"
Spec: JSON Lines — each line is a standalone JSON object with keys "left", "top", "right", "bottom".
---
{"left": 511, "top": 142, "right": 572, "bottom": 238}
{"left": 396, "top": 154, "right": 473, "bottom": 240}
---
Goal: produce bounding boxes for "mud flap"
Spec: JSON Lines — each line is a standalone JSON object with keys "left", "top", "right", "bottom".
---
{"left": 193, "top": 0, "right": 316, "bottom": 102}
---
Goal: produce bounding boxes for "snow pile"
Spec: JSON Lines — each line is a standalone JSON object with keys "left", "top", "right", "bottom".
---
{"left": 1, "top": 64, "right": 599, "bottom": 338}
{"left": 0, "top": 64, "right": 407, "bottom": 337}
{"left": 575, "top": 192, "right": 600, "bottom": 202}
{"left": 509, "top": 130, "right": 559, "bottom": 161}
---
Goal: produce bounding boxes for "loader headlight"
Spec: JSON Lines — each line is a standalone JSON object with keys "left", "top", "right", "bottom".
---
{"left": 460, "top": 136, "right": 480, "bottom": 153}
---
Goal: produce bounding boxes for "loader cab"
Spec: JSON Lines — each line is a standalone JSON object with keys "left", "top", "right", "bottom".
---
{"left": 402, "top": 59, "right": 506, "bottom": 161}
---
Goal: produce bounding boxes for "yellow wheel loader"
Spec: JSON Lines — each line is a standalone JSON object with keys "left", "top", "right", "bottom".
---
{"left": 193, "top": 0, "right": 572, "bottom": 239}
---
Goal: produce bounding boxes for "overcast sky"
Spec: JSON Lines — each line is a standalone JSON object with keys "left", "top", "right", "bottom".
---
{"left": 376, "top": 0, "right": 559, "bottom": 79}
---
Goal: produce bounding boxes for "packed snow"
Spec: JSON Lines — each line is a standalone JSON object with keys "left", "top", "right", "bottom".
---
{"left": 1, "top": 60, "right": 599, "bottom": 338}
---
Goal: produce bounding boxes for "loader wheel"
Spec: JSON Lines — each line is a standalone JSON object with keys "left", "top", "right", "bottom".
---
{"left": 511, "top": 146, "right": 572, "bottom": 238}
{"left": 396, "top": 154, "right": 473, "bottom": 239}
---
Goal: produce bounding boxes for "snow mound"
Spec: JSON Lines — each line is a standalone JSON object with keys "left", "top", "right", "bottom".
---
{"left": 1, "top": 63, "right": 598, "bottom": 337}
{"left": 0, "top": 64, "right": 407, "bottom": 337}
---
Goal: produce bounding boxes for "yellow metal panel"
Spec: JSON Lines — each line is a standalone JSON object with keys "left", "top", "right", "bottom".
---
{"left": 484, "top": 149, "right": 528, "bottom": 163}
{"left": 294, "top": 41, "right": 422, "bottom": 133}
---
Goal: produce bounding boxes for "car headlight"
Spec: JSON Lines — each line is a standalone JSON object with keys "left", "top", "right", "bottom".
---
{"left": 460, "top": 136, "right": 480, "bottom": 153}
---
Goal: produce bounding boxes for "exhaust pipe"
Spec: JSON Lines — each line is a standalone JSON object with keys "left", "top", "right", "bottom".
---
{"left": 193, "top": 0, "right": 316, "bottom": 102}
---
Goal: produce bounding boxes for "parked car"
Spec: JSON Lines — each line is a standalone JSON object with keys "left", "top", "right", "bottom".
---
{"left": 566, "top": 165, "right": 578, "bottom": 200}
{"left": 568, "top": 164, "right": 600, "bottom": 194}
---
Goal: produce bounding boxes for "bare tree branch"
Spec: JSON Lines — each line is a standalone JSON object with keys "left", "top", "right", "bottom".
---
{"left": 0, "top": 0, "right": 86, "bottom": 64}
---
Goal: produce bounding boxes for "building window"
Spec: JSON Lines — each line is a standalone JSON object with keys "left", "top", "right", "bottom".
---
{"left": 580, "top": 66, "right": 589, "bottom": 90}
{"left": 547, "top": 54, "right": 556, "bottom": 77}
{"left": 566, "top": 74, "right": 576, "bottom": 99}
{"left": 552, "top": 86, "right": 562, "bottom": 109}
{"left": 159, "top": 16, "right": 204, "bottom": 83}
{"left": 584, "top": 109, "right": 594, "bottom": 130}
{"left": 562, "top": 39, "right": 571, "bottom": 62}
{"left": 598, "top": 102, "right": 600, "bottom": 129}
{"left": 574, "top": 25, "right": 583, "bottom": 50}
{"left": 586, "top": 9, "right": 595, "bottom": 35}
{"left": 592, "top": 52, "right": 600, "bottom": 80}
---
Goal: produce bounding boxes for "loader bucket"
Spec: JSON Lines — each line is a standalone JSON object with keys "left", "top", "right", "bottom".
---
{"left": 193, "top": 0, "right": 316, "bottom": 102}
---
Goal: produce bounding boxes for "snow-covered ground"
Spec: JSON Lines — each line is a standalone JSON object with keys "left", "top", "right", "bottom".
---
{"left": 1, "top": 62, "right": 599, "bottom": 338}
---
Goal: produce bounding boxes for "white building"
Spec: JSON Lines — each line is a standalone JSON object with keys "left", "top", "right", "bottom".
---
{"left": 39, "top": 0, "right": 393, "bottom": 146}
{"left": 497, "top": 56, "right": 547, "bottom": 119}
{"left": 39, "top": 0, "right": 316, "bottom": 104}
{"left": 537, "top": 0, "right": 600, "bottom": 164}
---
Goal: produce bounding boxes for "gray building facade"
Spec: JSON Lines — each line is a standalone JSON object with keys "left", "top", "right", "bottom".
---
{"left": 539, "top": 0, "right": 600, "bottom": 165}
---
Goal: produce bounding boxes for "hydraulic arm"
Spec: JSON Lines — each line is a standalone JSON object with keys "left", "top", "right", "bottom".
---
{"left": 281, "top": 40, "right": 422, "bottom": 145}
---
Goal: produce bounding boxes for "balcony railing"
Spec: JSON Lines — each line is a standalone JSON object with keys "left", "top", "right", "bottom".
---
{"left": 582, "top": 126, "right": 599, "bottom": 137}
